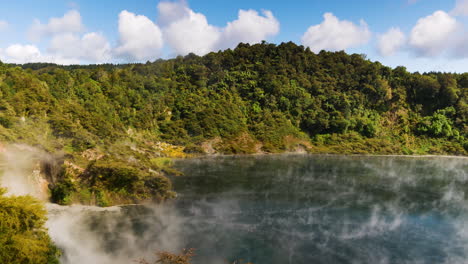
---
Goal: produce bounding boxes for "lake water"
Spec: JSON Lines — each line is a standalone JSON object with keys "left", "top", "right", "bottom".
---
{"left": 47, "top": 154, "right": 468, "bottom": 264}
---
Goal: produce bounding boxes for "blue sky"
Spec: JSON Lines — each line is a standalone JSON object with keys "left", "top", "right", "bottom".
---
{"left": 1, "top": 0, "right": 468, "bottom": 72}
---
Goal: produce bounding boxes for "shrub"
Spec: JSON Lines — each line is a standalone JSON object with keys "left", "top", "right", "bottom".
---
{"left": 150, "top": 157, "right": 174, "bottom": 170}
{"left": 139, "top": 248, "right": 195, "bottom": 264}
{"left": 416, "top": 108, "right": 458, "bottom": 138}
{"left": 83, "top": 160, "right": 174, "bottom": 204}
{"left": 50, "top": 178, "right": 75, "bottom": 205}
{"left": 0, "top": 188, "right": 60, "bottom": 263}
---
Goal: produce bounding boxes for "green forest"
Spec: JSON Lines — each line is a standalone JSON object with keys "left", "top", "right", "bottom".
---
{"left": 0, "top": 41, "right": 467, "bottom": 263}
{"left": 1, "top": 42, "right": 467, "bottom": 155}
{"left": 0, "top": 42, "right": 466, "bottom": 205}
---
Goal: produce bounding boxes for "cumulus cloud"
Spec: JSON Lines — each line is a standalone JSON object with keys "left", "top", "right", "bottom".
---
{"left": 451, "top": 28, "right": 468, "bottom": 57}
{"left": 157, "top": 1, "right": 191, "bottom": 27}
{"left": 5, "top": 10, "right": 112, "bottom": 64}
{"left": 80, "top": 33, "right": 112, "bottom": 62}
{"left": 115, "top": 10, "right": 164, "bottom": 61}
{"left": 408, "top": 11, "right": 460, "bottom": 56}
{"left": 0, "top": 43, "right": 87, "bottom": 65}
{"left": 377, "top": 27, "right": 406, "bottom": 56}
{"left": 117, "top": 3, "right": 279, "bottom": 60}
{"left": 2, "top": 44, "right": 42, "bottom": 64}
{"left": 159, "top": 5, "right": 220, "bottom": 56}
{"left": 2, "top": 2, "right": 281, "bottom": 63}
{"left": 0, "top": 9, "right": 111, "bottom": 64}
{"left": 301, "top": 13, "right": 371, "bottom": 53}
{"left": 220, "top": 9, "right": 279, "bottom": 50}
{"left": 0, "top": 20, "right": 8, "bottom": 31}
{"left": 452, "top": 0, "right": 468, "bottom": 16}
{"left": 28, "top": 10, "right": 84, "bottom": 42}
{"left": 48, "top": 32, "right": 111, "bottom": 63}
{"left": 157, "top": 1, "right": 280, "bottom": 56}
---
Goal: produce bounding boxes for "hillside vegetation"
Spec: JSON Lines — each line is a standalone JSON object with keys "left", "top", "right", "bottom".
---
{"left": 0, "top": 42, "right": 466, "bottom": 204}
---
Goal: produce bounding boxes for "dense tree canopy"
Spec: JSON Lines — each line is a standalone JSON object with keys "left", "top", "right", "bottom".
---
{"left": 0, "top": 42, "right": 466, "bottom": 155}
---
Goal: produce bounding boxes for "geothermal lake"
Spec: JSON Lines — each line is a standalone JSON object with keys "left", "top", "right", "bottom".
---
{"left": 47, "top": 154, "right": 468, "bottom": 264}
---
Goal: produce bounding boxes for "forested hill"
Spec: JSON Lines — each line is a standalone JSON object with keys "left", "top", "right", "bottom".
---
{"left": 0, "top": 42, "right": 467, "bottom": 156}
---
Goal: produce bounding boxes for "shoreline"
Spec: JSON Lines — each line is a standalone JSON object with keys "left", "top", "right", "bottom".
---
{"left": 174, "top": 151, "right": 468, "bottom": 161}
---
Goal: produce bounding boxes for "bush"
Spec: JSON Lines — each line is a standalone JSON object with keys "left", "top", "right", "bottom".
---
{"left": 416, "top": 108, "right": 458, "bottom": 138}
{"left": 150, "top": 157, "right": 174, "bottom": 170}
{"left": 0, "top": 188, "right": 60, "bottom": 263}
{"left": 85, "top": 160, "right": 143, "bottom": 193}
{"left": 0, "top": 115, "right": 14, "bottom": 128}
{"left": 83, "top": 160, "right": 174, "bottom": 204}
{"left": 50, "top": 177, "right": 75, "bottom": 205}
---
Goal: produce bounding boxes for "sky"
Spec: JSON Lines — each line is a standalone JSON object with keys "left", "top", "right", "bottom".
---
{"left": 1, "top": 0, "right": 468, "bottom": 72}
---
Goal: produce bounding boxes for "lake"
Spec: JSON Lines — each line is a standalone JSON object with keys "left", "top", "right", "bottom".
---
{"left": 47, "top": 154, "right": 468, "bottom": 264}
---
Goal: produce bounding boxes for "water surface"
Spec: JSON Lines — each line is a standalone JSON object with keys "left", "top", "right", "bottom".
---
{"left": 48, "top": 154, "right": 468, "bottom": 264}
{"left": 170, "top": 154, "right": 468, "bottom": 264}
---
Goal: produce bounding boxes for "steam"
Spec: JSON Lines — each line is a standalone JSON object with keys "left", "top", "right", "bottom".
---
{"left": 45, "top": 203, "right": 186, "bottom": 264}
{"left": 0, "top": 144, "right": 52, "bottom": 200}
{"left": 0, "top": 143, "right": 188, "bottom": 264}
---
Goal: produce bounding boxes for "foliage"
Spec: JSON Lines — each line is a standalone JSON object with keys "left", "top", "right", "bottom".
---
{"left": 0, "top": 42, "right": 466, "bottom": 156}
{"left": 416, "top": 107, "right": 459, "bottom": 138}
{"left": 81, "top": 159, "right": 174, "bottom": 204}
{"left": 150, "top": 157, "right": 174, "bottom": 170}
{"left": 0, "top": 188, "right": 60, "bottom": 264}
{"left": 50, "top": 178, "right": 75, "bottom": 205}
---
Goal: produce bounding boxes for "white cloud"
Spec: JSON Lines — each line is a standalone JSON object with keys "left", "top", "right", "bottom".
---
{"left": 157, "top": 1, "right": 280, "bottom": 56}
{"left": 377, "top": 27, "right": 406, "bottom": 56}
{"left": 451, "top": 28, "right": 468, "bottom": 57}
{"left": 5, "top": 10, "right": 111, "bottom": 64}
{"left": 452, "top": 0, "right": 468, "bottom": 16}
{"left": 409, "top": 11, "right": 460, "bottom": 56}
{"left": 81, "top": 33, "right": 111, "bottom": 62}
{"left": 220, "top": 9, "right": 279, "bottom": 49}
{"left": 2, "top": 44, "right": 42, "bottom": 64}
{"left": 157, "top": 1, "right": 191, "bottom": 27}
{"left": 301, "top": 13, "right": 371, "bottom": 53}
{"left": 28, "top": 10, "right": 84, "bottom": 42}
{"left": 0, "top": 20, "right": 8, "bottom": 31}
{"left": 0, "top": 43, "right": 94, "bottom": 65}
{"left": 48, "top": 32, "right": 111, "bottom": 63}
{"left": 159, "top": 3, "right": 220, "bottom": 56}
{"left": 115, "top": 10, "right": 164, "bottom": 61}
{"left": 3, "top": 3, "right": 281, "bottom": 63}
{"left": 1, "top": 9, "right": 110, "bottom": 65}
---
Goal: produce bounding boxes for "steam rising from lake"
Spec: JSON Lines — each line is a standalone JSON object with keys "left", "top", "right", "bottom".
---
{"left": 1, "top": 149, "right": 468, "bottom": 264}
{"left": 45, "top": 204, "right": 185, "bottom": 264}
{"left": 0, "top": 144, "right": 50, "bottom": 200}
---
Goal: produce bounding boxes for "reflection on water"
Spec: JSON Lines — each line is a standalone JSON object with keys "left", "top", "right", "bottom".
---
{"left": 48, "top": 154, "right": 468, "bottom": 264}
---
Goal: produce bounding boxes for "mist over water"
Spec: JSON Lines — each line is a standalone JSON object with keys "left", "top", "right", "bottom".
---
{"left": 45, "top": 204, "right": 186, "bottom": 264}
{"left": 2, "top": 150, "right": 468, "bottom": 263}
{"left": 170, "top": 155, "right": 468, "bottom": 264}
